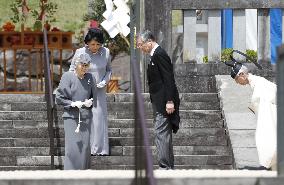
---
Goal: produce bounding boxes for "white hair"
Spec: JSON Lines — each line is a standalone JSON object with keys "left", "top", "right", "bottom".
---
{"left": 74, "top": 52, "right": 91, "bottom": 66}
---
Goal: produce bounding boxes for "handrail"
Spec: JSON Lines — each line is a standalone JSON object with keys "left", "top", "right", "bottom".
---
{"left": 132, "top": 56, "right": 156, "bottom": 185}
{"left": 43, "top": 28, "right": 55, "bottom": 169}
{"left": 130, "top": 2, "right": 156, "bottom": 184}
{"left": 277, "top": 45, "right": 284, "bottom": 175}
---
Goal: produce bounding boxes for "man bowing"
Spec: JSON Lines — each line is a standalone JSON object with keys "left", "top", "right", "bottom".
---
{"left": 137, "top": 30, "right": 180, "bottom": 170}
{"left": 225, "top": 60, "right": 277, "bottom": 170}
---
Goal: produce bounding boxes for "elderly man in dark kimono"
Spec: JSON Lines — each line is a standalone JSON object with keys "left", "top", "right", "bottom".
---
{"left": 56, "top": 52, "right": 97, "bottom": 170}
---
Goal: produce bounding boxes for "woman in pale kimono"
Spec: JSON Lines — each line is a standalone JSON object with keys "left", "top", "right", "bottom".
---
{"left": 226, "top": 61, "right": 277, "bottom": 170}
{"left": 56, "top": 53, "right": 96, "bottom": 169}
{"left": 70, "top": 28, "right": 111, "bottom": 155}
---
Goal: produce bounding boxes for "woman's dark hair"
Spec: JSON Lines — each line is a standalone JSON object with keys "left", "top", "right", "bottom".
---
{"left": 84, "top": 28, "right": 104, "bottom": 44}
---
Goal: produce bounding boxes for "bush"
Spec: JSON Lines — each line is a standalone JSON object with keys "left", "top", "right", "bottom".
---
{"left": 246, "top": 49, "right": 257, "bottom": 62}
{"left": 202, "top": 56, "right": 208, "bottom": 63}
{"left": 221, "top": 48, "right": 233, "bottom": 62}
{"left": 203, "top": 48, "right": 258, "bottom": 63}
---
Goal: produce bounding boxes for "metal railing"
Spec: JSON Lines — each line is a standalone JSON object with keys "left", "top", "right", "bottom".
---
{"left": 277, "top": 45, "right": 284, "bottom": 175}
{"left": 43, "top": 28, "right": 55, "bottom": 169}
{"left": 0, "top": 30, "right": 75, "bottom": 93}
{"left": 131, "top": 0, "right": 156, "bottom": 184}
{"left": 0, "top": 48, "right": 75, "bottom": 93}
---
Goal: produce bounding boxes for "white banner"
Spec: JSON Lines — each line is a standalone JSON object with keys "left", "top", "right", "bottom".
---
{"left": 101, "top": 0, "right": 130, "bottom": 38}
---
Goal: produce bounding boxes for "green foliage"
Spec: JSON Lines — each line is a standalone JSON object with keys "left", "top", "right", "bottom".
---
{"left": 33, "top": 19, "right": 42, "bottom": 30}
{"left": 172, "top": 10, "right": 182, "bottom": 28}
{"left": 83, "top": 0, "right": 105, "bottom": 23}
{"left": 31, "top": 1, "right": 58, "bottom": 23}
{"left": 64, "top": 21, "right": 84, "bottom": 33}
{"left": 1, "top": 0, "right": 87, "bottom": 33}
{"left": 221, "top": 48, "right": 233, "bottom": 62}
{"left": 202, "top": 56, "right": 208, "bottom": 63}
{"left": 221, "top": 48, "right": 257, "bottom": 62}
{"left": 10, "top": 0, "right": 27, "bottom": 23}
{"left": 203, "top": 48, "right": 258, "bottom": 63}
{"left": 9, "top": 0, "right": 58, "bottom": 30}
{"left": 30, "top": 0, "right": 58, "bottom": 30}
{"left": 83, "top": 0, "right": 130, "bottom": 60}
{"left": 246, "top": 49, "right": 257, "bottom": 62}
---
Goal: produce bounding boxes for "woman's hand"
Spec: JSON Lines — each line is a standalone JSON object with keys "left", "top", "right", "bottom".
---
{"left": 71, "top": 101, "right": 84, "bottom": 109}
{"left": 96, "top": 80, "right": 106, "bottom": 88}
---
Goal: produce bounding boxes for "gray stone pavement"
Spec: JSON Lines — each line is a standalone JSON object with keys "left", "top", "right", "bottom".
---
{"left": 0, "top": 170, "right": 278, "bottom": 185}
{"left": 0, "top": 170, "right": 276, "bottom": 179}
{"left": 216, "top": 75, "right": 260, "bottom": 169}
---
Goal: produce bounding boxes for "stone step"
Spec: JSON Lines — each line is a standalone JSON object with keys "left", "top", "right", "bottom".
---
{"left": 0, "top": 164, "right": 233, "bottom": 170}
{"left": 0, "top": 119, "right": 224, "bottom": 129}
{"left": 108, "top": 119, "right": 224, "bottom": 128}
{"left": 0, "top": 146, "right": 231, "bottom": 156}
{"left": 109, "top": 110, "right": 222, "bottom": 119}
{"left": 0, "top": 101, "right": 221, "bottom": 111}
{"left": 92, "top": 164, "right": 233, "bottom": 170}
{"left": 112, "top": 93, "right": 219, "bottom": 102}
{"left": 1, "top": 155, "right": 232, "bottom": 166}
{"left": 0, "top": 93, "right": 219, "bottom": 103}
{"left": 0, "top": 127, "right": 226, "bottom": 139}
{"left": 1, "top": 119, "right": 224, "bottom": 131}
{"left": 0, "top": 110, "right": 222, "bottom": 121}
{"left": 0, "top": 135, "right": 228, "bottom": 147}
{"left": 107, "top": 102, "right": 220, "bottom": 112}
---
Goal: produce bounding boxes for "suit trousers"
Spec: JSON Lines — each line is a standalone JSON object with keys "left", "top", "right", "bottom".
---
{"left": 152, "top": 104, "right": 174, "bottom": 169}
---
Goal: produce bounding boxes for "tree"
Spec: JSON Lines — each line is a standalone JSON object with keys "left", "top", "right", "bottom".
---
{"left": 83, "top": 0, "right": 130, "bottom": 61}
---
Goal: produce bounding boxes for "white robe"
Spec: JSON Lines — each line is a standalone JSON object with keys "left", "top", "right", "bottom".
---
{"left": 248, "top": 74, "right": 277, "bottom": 168}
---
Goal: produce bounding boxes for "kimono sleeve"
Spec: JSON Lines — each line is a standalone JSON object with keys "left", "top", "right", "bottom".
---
{"left": 102, "top": 48, "right": 112, "bottom": 83}
{"left": 90, "top": 74, "right": 98, "bottom": 108}
{"left": 55, "top": 73, "right": 73, "bottom": 109}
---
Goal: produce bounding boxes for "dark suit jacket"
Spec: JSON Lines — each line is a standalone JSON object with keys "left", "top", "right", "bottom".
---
{"left": 147, "top": 46, "right": 180, "bottom": 133}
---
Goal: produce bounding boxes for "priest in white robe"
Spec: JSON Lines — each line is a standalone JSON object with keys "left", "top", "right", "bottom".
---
{"left": 226, "top": 61, "right": 277, "bottom": 170}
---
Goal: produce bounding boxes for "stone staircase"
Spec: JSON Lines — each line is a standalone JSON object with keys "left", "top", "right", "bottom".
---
{"left": 0, "top": 92, "right": 233, "bottom": 170}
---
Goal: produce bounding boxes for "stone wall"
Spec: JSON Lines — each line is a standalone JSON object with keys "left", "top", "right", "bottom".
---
{"left": 174, "top": 61, "right": 275, "bottom": 93}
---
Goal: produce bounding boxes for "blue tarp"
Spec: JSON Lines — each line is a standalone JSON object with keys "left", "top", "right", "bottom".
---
{"left": 270, "top": 9, "right": 282, "bottom": 64}
{"left": 221, "top": 9, "right": 283, "bottom": 63}
{"left": 221, "top": 9, "right": 233, "bottom": 49}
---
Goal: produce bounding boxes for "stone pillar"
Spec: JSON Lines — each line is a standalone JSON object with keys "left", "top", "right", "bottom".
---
{"left": 183, "top": 10, "right": 196, "bottom": 62}
{"left": 208, "top": 10, "right": 221, "bottom": 62}
{"left": 233, "top": 9, "right": 246, "bottom": 61}
{"left": 258, "top": 9, "right": 271, "bottom": 62}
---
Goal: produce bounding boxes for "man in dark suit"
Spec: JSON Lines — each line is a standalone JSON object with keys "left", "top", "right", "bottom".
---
{"left": 137, "top": 30, "right": 180, "bottom": 169}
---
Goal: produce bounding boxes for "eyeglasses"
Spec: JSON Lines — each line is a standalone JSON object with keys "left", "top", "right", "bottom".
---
{"left": 80, "top": 63, "right": 90, "bottom": 68}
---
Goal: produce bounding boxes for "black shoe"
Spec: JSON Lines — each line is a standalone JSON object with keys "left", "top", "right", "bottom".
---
{"left": 98, "top": 154, "right": 109, "bottom": 156}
